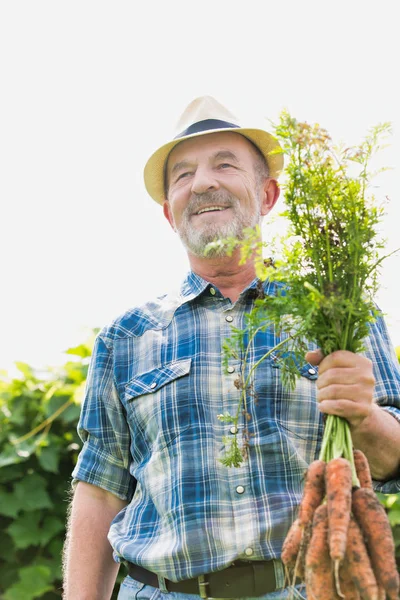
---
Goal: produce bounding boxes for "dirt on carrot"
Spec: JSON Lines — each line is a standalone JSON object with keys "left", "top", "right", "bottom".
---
{"left": 339, "top": 560, "right": 361, "bottom": 600}
{"left": 345, "top": 517, "right": 379, "bottom": 600}
{"left": 353, "top": 449, "right": 373, "bottom": 490}
{"left": 326, "top": 457, "right": 352, "bottom": 563}
{"left": 295, "top": 521, "right": 312, "bottom": 582}
{"left": 352, "top": 487, "right": 399, "bottom": 600}
{"left": 282, "top": 451, "right": 398, "bottom": 600}
{"left": 305, "top": 504, "right": 337, "bottom": 600}
{"left": 298, "top": 459, "right": 326, "bottom": 527}
{"left": 282, "top": 518, "right": 303, "bottom": 571}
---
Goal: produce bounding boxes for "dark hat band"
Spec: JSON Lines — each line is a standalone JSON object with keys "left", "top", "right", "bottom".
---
{"left": 175, "top": 119, "right": 240, "bottom": 140}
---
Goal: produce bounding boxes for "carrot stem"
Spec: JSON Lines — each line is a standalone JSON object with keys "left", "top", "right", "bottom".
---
{"left": 319, "top": 415, "right": 359, "bottom": 487}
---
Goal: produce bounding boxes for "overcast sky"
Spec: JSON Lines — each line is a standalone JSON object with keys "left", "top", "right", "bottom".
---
{"left": 1, "top": 0, "right": 399, "bottom": 374}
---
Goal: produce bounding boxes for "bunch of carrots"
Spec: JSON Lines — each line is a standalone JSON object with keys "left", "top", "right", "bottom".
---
{"left": 282, "top": 449, "right": 399, "bottom": 599}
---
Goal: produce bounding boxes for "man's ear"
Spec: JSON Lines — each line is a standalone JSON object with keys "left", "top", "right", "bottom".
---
{"left": 260, "top": 178, "right": 280, "bottom": 216}
{"left": 163, "top": 201, "right": 177, "bottom": 231}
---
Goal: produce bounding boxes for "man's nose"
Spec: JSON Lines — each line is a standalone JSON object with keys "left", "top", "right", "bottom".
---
{"left": 190, "top": 167, "right": 220, "bottom": 195}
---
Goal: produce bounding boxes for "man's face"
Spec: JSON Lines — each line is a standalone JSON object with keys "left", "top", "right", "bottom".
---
{"left": 163, "top": 132, "right": 279, "bottom": 257}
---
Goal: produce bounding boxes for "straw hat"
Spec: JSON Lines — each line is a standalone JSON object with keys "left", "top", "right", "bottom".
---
{"left": 143, "top": 96, "right": 283, "bottom": 205}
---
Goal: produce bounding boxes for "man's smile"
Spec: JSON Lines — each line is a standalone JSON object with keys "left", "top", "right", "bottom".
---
{"left": 193, "top": 205, "right": 231, "bottom": 216}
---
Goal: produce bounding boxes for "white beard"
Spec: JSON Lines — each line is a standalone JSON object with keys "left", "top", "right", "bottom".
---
{"left": 176, "top": 190, "right": 262, "bottom": 257}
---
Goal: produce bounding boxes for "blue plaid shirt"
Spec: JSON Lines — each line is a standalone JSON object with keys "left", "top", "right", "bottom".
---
{"left": 72, "top": 272, "right": 400, "bottom": 582}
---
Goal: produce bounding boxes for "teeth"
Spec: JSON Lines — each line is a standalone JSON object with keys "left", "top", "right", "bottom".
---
{"left": 197, "top": 206, "right": 226, "bottom": 215}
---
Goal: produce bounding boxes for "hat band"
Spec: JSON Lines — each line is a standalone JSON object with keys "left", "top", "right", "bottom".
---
{"left": 175, "top": 118, "right": 240, "bottom": 140}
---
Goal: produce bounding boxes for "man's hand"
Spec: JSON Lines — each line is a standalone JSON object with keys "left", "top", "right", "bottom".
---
{"left": 305, "top": 348, "right": 400, "bottom": 481}
{"left": 305, "top": 349, "right": 376, "bottom": 429}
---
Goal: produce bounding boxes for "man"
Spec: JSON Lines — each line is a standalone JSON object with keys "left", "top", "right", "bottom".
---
{"left": 63, "top": 96, "right": 400, "bottom": 600}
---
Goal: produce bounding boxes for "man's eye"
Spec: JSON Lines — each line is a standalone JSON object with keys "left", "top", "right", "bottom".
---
{"left": 218, "top": 163, "right": 233, "bottom": 169}
{"left": 176, "top": 172, "right": 191, "bottom": 181}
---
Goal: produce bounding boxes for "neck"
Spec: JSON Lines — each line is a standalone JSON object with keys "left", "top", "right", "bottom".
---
{"left": 188, "top": 248, "right": 257, "bottom": 302}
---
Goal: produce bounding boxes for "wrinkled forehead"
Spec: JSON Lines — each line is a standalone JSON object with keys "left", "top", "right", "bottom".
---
{"left": 166, "top": 131, "right": 259, "bottom": 172}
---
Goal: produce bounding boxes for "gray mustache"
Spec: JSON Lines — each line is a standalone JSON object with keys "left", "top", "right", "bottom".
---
{"left": 187, "top": 192, "right": 238, "bottom": 215}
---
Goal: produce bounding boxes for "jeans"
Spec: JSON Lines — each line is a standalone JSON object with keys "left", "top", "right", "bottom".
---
{"left": 117, "top": 576, "right": 307, "bottom": 600}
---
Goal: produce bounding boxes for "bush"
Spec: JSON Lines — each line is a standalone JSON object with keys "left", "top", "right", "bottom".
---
{"left": 0, "top": 334, "right": 101, "bottom": 600}
{"left": 1, "top": 336, "right": 399, "bottom": 598}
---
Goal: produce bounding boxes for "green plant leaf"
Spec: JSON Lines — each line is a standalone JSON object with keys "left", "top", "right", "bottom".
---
{"left": 0, "top": 463, "right": 25, "bottom": 484}
{"left": 8, "top": 401, "right": 28, "bottom": 426}
{"left": 38, "top": 445, "right": 60, "bottom": 473}
{"left": 7, "top": 512, "right": 42, "bottom": 549}
{"left": 14, "top": 362, "right": 35, "bottom": 379}
{"left": 0, "top": 446, "right": 26, "bottom": 468}
{"left": 6, "top": 511, "right": 63, "bottom": 551}
{"left": 0, "top": 329, "right": 98, "bottom": 599}
{"left": 39, "top": 515, "right": 65, "bottom": 547}
{"left": 393, "top": 526, "right": 400, "bottom": 550}
{"left": 388, "top": 510, "right": 400, "bottom": 527}
{"left": 3, "top": 565, "right": 53, "bottom": 600}
{"left": 60, "top": 402, "right": 82, "bottom": 423}
{"left": 0, "top": 562, "right": 20, "bottom": 595}
{"left": 0, "top": 487, "right": 22, "bottom": 517}
{"left": 63, "top": 361, "right": 88, "bottom": 384}
{"left": 65, "top": 343, "right": 91, "bottom": 358}
{"left": 13, "top": 474, "right": 52, "bottom": 512}
{"left": 0, "top": 531, "right": 15, "bottom": 560}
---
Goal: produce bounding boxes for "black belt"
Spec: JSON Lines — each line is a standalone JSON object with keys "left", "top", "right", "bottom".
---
{"left": 126, "top": 560, "right": 281, "bottom": 598}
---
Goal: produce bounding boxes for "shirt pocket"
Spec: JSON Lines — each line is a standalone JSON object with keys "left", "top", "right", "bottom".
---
{"left": 268, "top": 352, "right": 323, "bottom": 462}
{"left": 270, "top": 351, "right": 319, "bottom": 383}
{"left": 124, "top": 358, "right": 192, "bottom": 457}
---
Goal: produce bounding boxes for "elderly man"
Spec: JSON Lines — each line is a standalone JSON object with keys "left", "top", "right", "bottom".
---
{"left": 63, "top": 97, "right": 400, "bottom": 600}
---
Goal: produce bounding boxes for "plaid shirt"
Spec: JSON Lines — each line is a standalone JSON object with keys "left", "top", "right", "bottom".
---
{"left": 72, "top": 271, "right": 400, "bottom": 582}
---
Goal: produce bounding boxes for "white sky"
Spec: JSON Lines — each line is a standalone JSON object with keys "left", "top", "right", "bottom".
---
{"left": 1, "top": 0, "right": 399, "bottom": 374}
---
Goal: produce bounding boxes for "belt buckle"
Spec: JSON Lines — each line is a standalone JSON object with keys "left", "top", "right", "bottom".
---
{"left": 198, "top": 574, "right": 209, "bottom": 599}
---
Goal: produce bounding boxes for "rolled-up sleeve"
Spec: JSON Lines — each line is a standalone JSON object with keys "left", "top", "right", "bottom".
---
{"left": 72, "top": 332, "right": 136, "bottom": 501}
{"left": 365, "top": 314, "right": 400, "bottom": 493}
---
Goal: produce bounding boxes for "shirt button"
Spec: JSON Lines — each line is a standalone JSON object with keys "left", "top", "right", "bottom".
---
{"left": 210, "top": 287, "right": 216, "bottom": 295}
{"left": 227, "top": 366, "right": 235, "bottom": 374}
{"left": 225, "top": 315, "right": 233, "bottom": 322}
{"left": 150, "top": 382, "right": 157, "bottom": 389}
{"left": 308, "top": 368, "right": 316, "bottom": 375}
{"left": 236, "top": 485, "right": 245, "bottom": 494}
{"left": 230, "top": 425, "right": 238, "bottom": 434}
{"left": 244, "top": 547, "right": 254, "bottom": 557}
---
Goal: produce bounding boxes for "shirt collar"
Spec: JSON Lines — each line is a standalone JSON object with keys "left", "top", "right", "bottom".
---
{"left": 178, "top": 271, "right": 278, "bottom": 304}
{"left": 179, "top": 271, "right": 210, "bottom": 303}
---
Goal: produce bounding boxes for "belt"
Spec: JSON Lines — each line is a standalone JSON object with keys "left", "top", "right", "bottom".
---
{"left": 126, "top": 560, "right": 280, "bottom": 598}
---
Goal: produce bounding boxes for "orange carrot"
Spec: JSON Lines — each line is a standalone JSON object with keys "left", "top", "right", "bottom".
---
{"left": 340, "top": 560, "right": 361, "bottom": 600}
{"left": 352, "top": 487, "right": 399, "bottom": 600}
{"left": 298, "top": 459, "right": 326, "bottom": 527}
{"left": 353, "top": 449, "right": 373, "bottom": 490}
{"left": 345, "top": 516, "right": 379, "bottom": 600}
{"left": 305, "top": 504, "right": 337, "bottom": 599}
{"left": 296, "top": 521, "right": 312, "bottom": 581}
{"left": 281, "top": 518, "right": 303, "bottom": 570}
{"left": 326, "top": 457, "right": 352, "bottom": 563}
{"left": 281, "top": 518, "right": 312, "bottom": 583}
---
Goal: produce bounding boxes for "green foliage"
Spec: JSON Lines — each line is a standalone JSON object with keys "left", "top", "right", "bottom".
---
{"left": 3, "top": 565, "right": 53, "bottom": 600}
{"left": 378, "top": 492, "right": 400, "bottom": 569}
{"left": 0, "top": 332, "right": 116, "bottom": 600}
{"left": 223, "top": 116, "right": 395, "bottom": 359}
{"left": 219, "top": 113, "right": 398, "bottom": 470}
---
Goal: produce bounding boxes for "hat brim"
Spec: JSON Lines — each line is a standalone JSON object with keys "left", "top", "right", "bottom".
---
{"left": 143, "top": 127, "right": 284, "bottom": 205}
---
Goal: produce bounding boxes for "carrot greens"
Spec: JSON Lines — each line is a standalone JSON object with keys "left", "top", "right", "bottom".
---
{"left": 213, "top": 112, "right": 397, "bottom": 471}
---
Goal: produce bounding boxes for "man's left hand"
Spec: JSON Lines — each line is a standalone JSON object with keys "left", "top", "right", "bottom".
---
{"left": 305, "top": 349, "right": 376, "bottom": 429}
